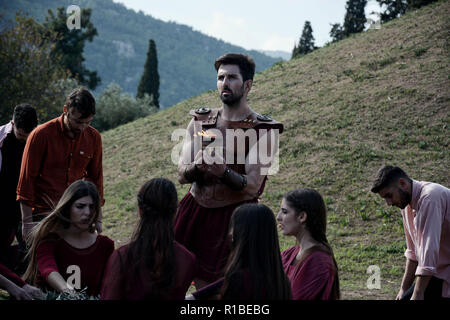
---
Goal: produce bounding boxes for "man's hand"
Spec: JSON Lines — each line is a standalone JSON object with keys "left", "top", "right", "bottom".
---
{"left": 196, "top": 148, "right": 226, "bottom": 178}
{"left": 395, "top": 288, "right": 405, "bottom": 300}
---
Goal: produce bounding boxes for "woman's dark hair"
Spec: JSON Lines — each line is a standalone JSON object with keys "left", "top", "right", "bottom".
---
{"left": 220, "top": 203, "right": 292, "bottom": 300}
{"left": 284, "top": 188, "right": 340, "bottom": 299}
{"left": 126, "top": 178, "right": 178, "bottom": 299}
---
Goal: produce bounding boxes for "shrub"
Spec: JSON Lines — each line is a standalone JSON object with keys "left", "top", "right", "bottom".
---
{"left": 91, "top": 83, "right": 157, "bottom": 132}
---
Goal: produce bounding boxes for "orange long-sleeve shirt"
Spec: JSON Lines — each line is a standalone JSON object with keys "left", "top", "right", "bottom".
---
{"left": 16, "top": 114, "right": 104, "bottom": 214}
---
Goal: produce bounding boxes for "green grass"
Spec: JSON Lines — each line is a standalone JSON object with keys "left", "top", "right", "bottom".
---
{"left": 94, "top": 0, "right": 450, "bottom": 301}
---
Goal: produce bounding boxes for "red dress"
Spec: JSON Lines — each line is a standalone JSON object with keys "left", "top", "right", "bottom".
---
{"left": 174, "top": 192, "right": 257, "bottom": 283}
{"left": 282, "top": 245, "right": 336, "bottom": 300}
{"left": 100, "top": 241, "right": 197, "bottom": 300}
{"left": 36, "top": 233, "right": 114, "bottom": 296}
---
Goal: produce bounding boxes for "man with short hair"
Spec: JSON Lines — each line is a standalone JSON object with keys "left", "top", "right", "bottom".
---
{"left": 17, "top": 87, "right": 104, "bottom": 239}
{"left": 175, "top": 53, "right": 283, "bottom": 288}
{"left": 371, "top": 165, "right": 450, "bottom": 300}
{"left": 0, "top": 104, "right": 38, "bottom": 276}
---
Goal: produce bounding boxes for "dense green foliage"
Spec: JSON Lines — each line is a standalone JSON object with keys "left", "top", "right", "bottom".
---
{"left": 0, "top": 0, "right": 280, "bottom": 108}
{"left": 343, "top": 0, "right": 368, "bottom": 36}
{"left": 137, "top": 39, "right": 160, "bottom": 108}
{"left": 292, "top": 21, "right": 315, "bottom": 59}
{"left": 376, "top": 0, "right": 408, "bottom": 23}
{"left": 0, "top": 14, "right": 74, "bottom": 124}
{"left": 330, "top": 0, "right": 367, "bottom": 43}
{"left": 42, "top": 7, "right": 100, "bottom": 90}
{"left": 91, "top": 83, "right": 157, "bottom": 132}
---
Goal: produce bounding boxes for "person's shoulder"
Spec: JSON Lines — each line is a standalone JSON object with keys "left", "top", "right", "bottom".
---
{"left": 97, "top": 234, "right": 115, "bottom": 249}
{"left": 252, "top": 112, "right": 284, "bottom": 133}
{"left": 188, "top": 107, "right": 220, "bottom": 125}
{"left": 418, "top": 180, "right": 450, "bottom": 203}
{"left": 281, "top": 245, "right": 298, "bottom": 258}
{"left": 35, "top": 117, "right": 60, "bottom": 133}
{"left": 84, "top": 125, "right": 101, "bottom": 140}
{"left": 37, "top": 232, "right": 62, "bottom": 248}
{"left": 303, "top": 249, "right": 334, "bottom": 269}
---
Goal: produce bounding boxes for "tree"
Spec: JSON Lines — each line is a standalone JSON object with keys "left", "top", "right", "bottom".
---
{"left": 343, "top": 0, "right": 368, "bottom": 36}
{"left": 376, "top": 0, "right": 407, "bottom": 23}
{"left": 329, "top": 23, "right": 345, "bottom": 43}
{"left": 92, "top": 83, "right": 157, "bottom": 132}
{"left": 42, "top": 7, "right": 100, "bottom": 90}
{"left": 0, "top": 14, "right": 74, "bottom": 124}
{"left": 292, "top": 21, "right": 315, "bottom": 59}
{"left": 137, "top": 39, "right": 160, "bottom": 108}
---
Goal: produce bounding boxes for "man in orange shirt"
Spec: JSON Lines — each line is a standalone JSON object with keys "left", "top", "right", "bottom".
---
{"left": 17, "top": 87, "right": 104, "bottom": 239}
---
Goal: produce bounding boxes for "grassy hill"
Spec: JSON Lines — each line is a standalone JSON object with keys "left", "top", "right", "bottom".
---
{"left": 1, "top": 0, "right": 279, "bottom": 108}
{"left": 99, "top": 0, "right": 450, "bottom": 300}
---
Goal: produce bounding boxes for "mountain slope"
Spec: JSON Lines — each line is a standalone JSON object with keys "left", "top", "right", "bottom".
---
{"left": 1, "top": 0, "right": 279, "bottom": 107}
{"left": 96, "top": 1, "right": 448, "bottom": 299}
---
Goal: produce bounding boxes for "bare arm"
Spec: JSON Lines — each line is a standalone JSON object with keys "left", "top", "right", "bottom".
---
{"left": 411, "top": 275, "right": 431, "bottom": 300}
{"left": 20, "top": 202, "right": 34, "bottom": 240}
{"left": 396, "top": 258, "right": 418, "bottom": 300}
{"left": 0, "top": 274, "right": 33, "bottom": 300}
{"left": 178, "top": 118, "right": 205, "bottom": 184}
{"left": 47, "top": 271, "right": 71, "bottom": 293}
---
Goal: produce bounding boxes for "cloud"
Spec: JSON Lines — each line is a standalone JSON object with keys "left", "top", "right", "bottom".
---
{"left": 261, "top": 34, "right": 295, "bottom": 52}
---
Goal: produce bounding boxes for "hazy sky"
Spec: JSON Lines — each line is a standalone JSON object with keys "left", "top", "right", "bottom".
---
{"left": 112, "top": 0, "right": 381, "bottom": 52}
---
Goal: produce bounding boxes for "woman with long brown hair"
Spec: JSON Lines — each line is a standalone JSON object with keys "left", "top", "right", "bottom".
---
{"left": 277, "top": 188, "right": 340, "bottom": 300}
{"left": 101, "top": 178, "right": 197, "bottom": 299}
{"left": 23, "top": 180, "right": 114, "bottom": 297}
{"left": 189, "top": 203, "right": 291, "bottom": 300}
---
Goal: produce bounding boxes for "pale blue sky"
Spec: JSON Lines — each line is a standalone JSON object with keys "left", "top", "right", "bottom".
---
{"left": 113, "top": 0, "right": 380, "bottom": 52}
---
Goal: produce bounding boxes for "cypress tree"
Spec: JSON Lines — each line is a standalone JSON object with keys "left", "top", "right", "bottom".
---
{"left": 137, "top": 39, "right": 160, "bottom": 108}
{"left": 343, "top": 0, "right": 368, "bottom": 36}
{"left": 329, "top": 23, "right": 344, "bottom": 43}
{"left": 291, "top": 44, "right": 298, "bottom": 59}
{"left": 296, "top": 21, "right": 315, "bottom": 57}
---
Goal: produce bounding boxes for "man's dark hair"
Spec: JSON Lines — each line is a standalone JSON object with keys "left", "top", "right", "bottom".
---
{"left": 214, "top": 53, "right": 256, "bottom": 82}
{"left": 371, "top": 165, "right": 411, "bottom": 193}
{"left": 65, "top": 87, "right": 96, "bottom": 118}
{"left": 13, "top": 104, "right": 38, "bottom": 133}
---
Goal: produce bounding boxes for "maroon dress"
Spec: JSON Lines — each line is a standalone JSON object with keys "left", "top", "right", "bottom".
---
{"left": 100, "top": 241, "right": 197, "bottom": 300}
{"left": 174, "top": 192, "right": 257, "bottom": 283}
{"left": 36, "top": 233, "right": 114, "bottom": 296}
{"left": 282, "top": 246, "right": 336, "bottom": 300}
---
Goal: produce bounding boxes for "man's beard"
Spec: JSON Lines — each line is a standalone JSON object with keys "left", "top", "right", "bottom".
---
{"left": 397, "top": 187, "right": 412, "bottom": 209}
{"left": 220, "top": 84, "right": 244, "bottom": 106}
